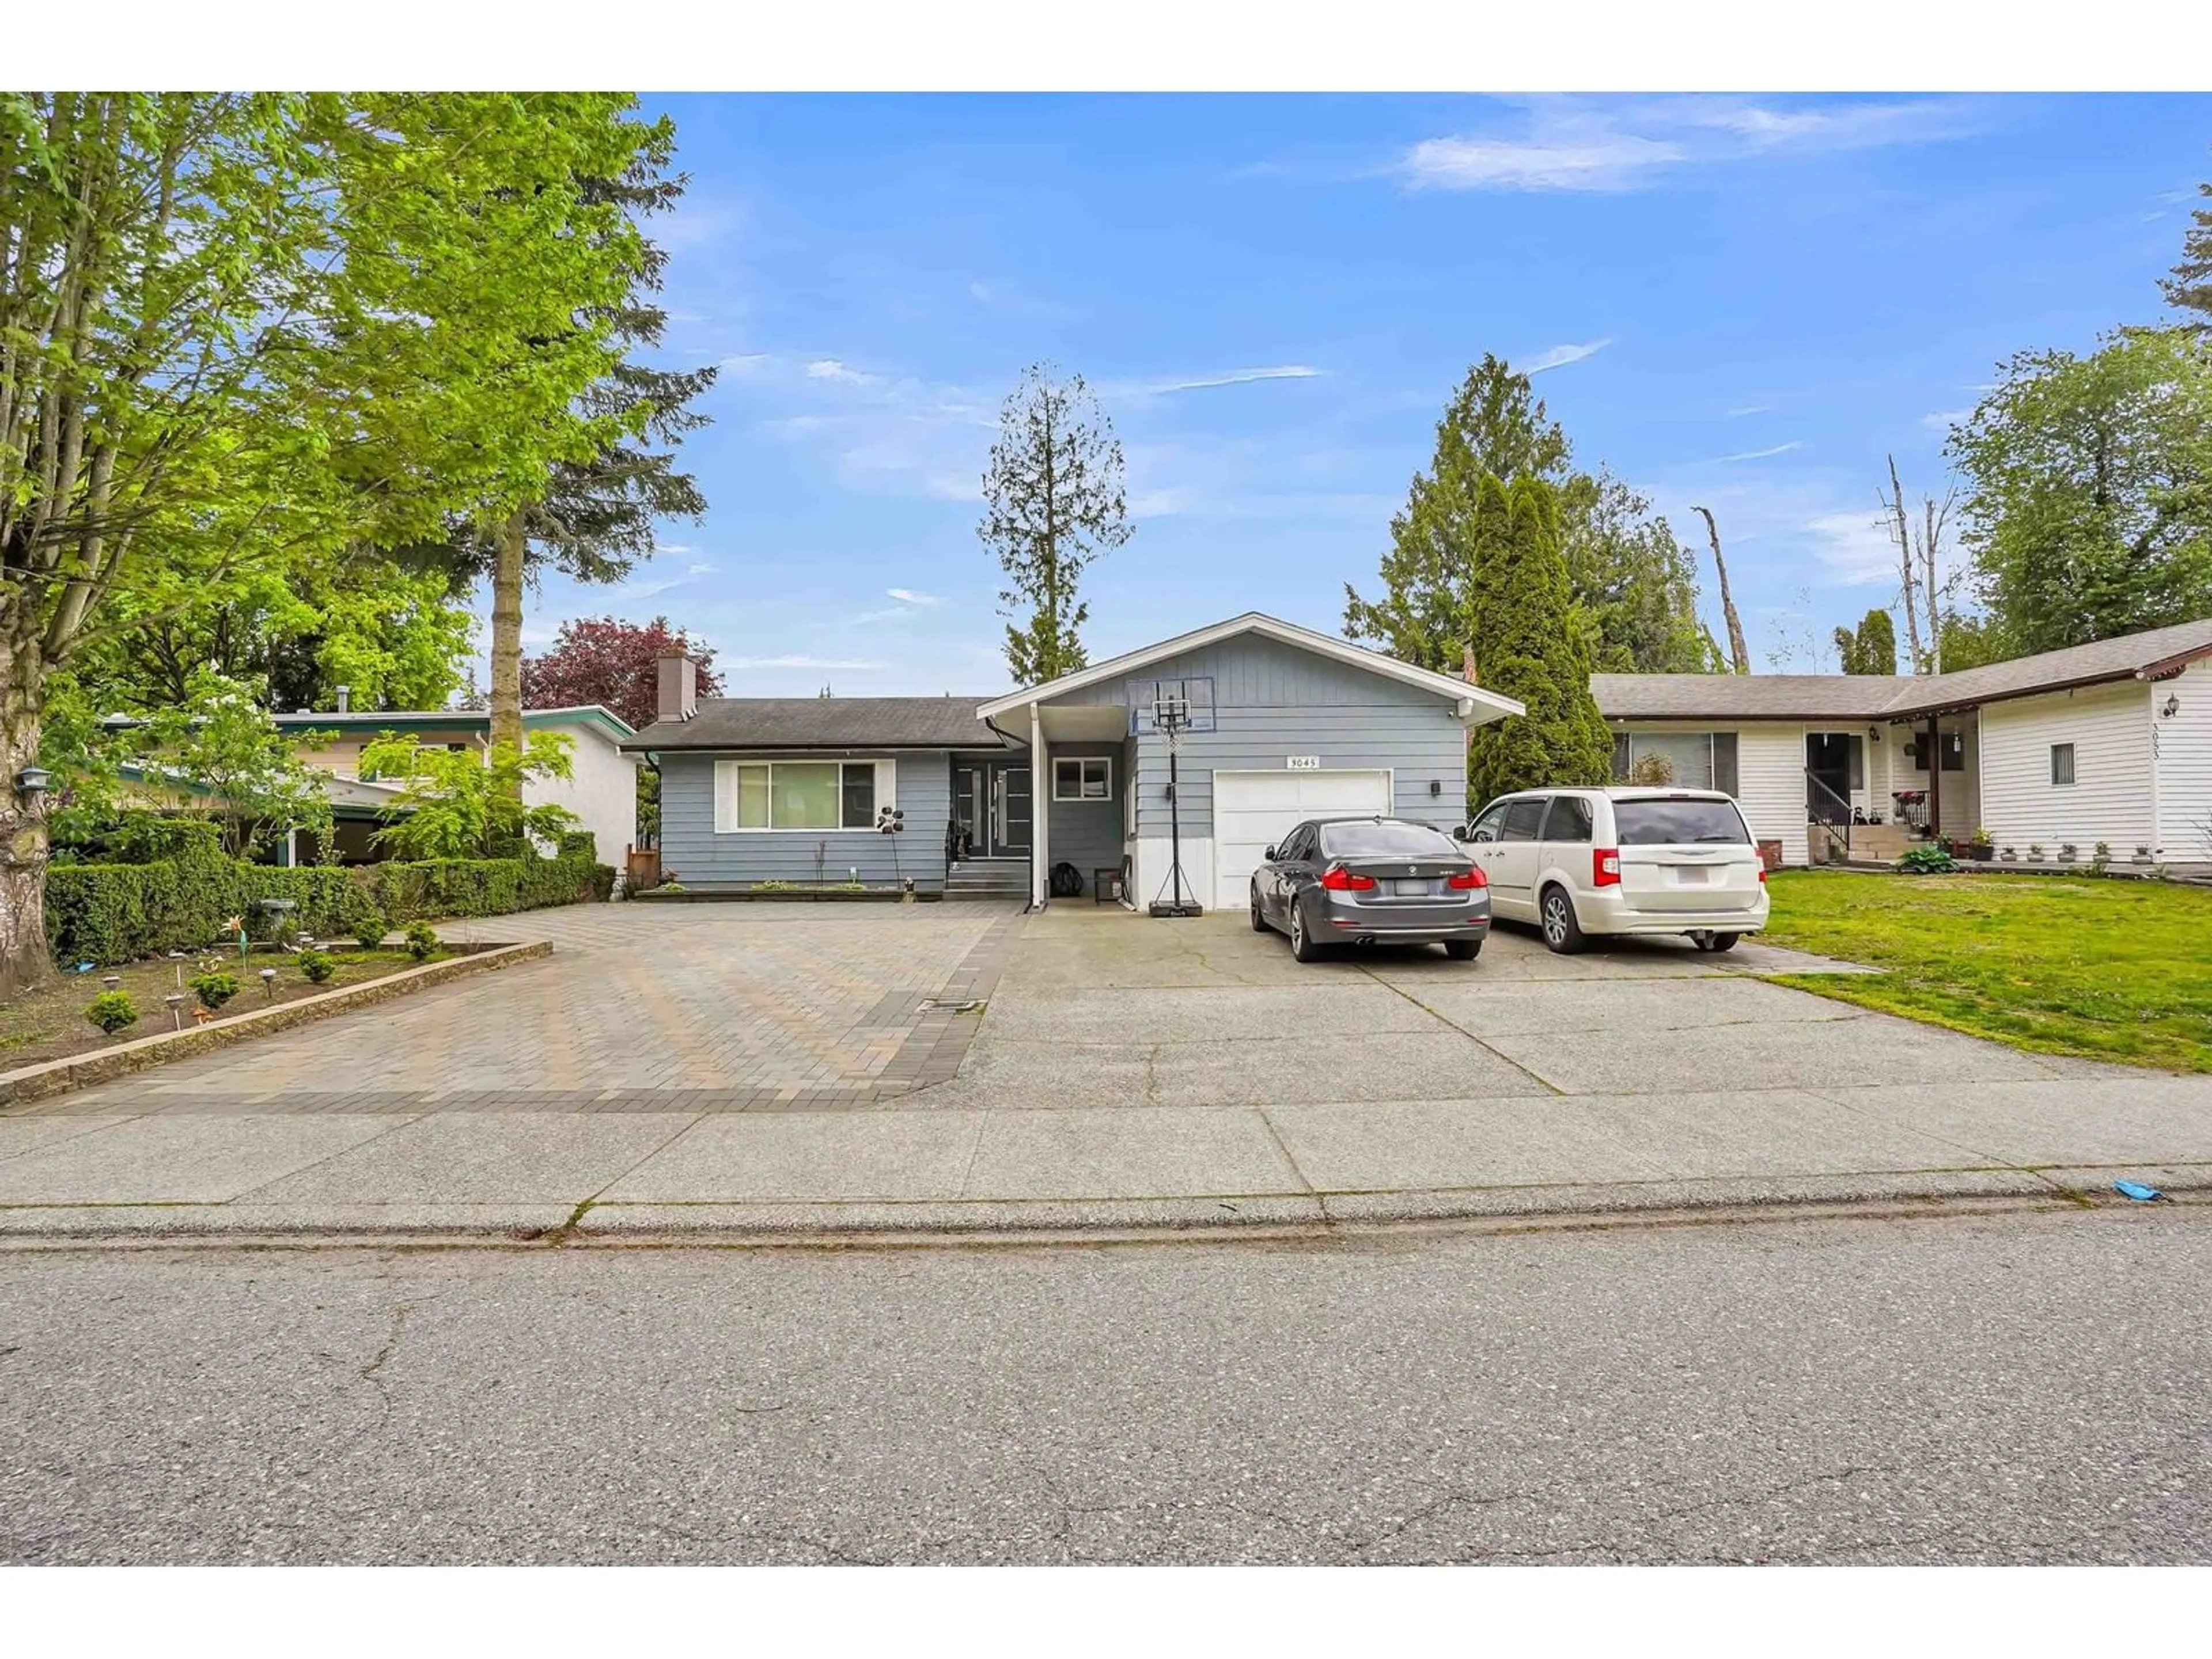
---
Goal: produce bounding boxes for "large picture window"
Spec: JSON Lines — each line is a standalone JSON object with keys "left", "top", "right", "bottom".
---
{"left": 717, "top": 760, "right": 891, "bottom": 831}
{"left": 1610, "top": 731, "right": 1740, "bottom": 797}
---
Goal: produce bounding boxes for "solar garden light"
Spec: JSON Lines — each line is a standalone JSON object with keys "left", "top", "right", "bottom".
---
{"left": 163, "top": 992, "right": 185, "bottom": 1032}
{"left": 259, "top": 967, "right": 278, "bottom": 1001}
{"left": 102, "top": 973, "right": 122, "bottom": 992}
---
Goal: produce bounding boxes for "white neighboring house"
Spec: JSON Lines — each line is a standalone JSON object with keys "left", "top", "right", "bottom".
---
{"left": 1592, "top": 618, "right": 2212, "bottom": 868}
{"left": 274, "top": 703, "right": 641, "bottom": 868}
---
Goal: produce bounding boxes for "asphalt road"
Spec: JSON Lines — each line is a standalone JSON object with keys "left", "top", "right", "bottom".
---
{"left": 5, "top": 1205, "right": 2210, "bottom": 1564}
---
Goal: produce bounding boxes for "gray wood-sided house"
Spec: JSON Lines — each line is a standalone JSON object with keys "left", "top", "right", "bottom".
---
{"left": 624, "top": 613, "right": 1522, "bottom": 910}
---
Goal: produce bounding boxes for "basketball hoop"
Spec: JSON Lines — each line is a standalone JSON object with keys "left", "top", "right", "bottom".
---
{"left": 1148, "top": 695, "right": 1202, "bottom": 917}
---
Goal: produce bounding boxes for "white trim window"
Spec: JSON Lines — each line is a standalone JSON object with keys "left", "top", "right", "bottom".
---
{"left": 2050, "top": 742, "right": 2076, "bottom": 786}
{"left": 1053, "top": 755, "right": 1112, "bottom": 802}
{"left": 715, "top": 759, "right": 896, "bottom": 832}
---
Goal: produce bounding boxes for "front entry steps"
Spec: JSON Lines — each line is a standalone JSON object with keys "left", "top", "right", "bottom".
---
{"left": 946, "top": 858, "right": 1029, "bottom": 899}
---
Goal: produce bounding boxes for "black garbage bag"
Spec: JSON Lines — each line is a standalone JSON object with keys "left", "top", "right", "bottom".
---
{"left": 1049, "top": 861, "right": 1085, "bottom": 898}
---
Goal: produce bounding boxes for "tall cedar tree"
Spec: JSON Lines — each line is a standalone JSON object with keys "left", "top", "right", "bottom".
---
{"left": 2165, "top": 173, "right": 2212, "bottom": 330}
{"left": 1346, "top": 355, "right": 1711, "bottom": 678}
{"left": 427, "top": 126, "right": 717, "bottom": 781}
{"left": 521, "top": 615, "right": 722, "bottom": 732}
{"left": 1464, "top": 476, "right": 1615, "bottom": 811}
{"left": 1948, "top": 328, "right": 2212, "bottom": 654}
{"left": 1832, "top": 608, "right": 1897, "bottom": 675}
{"left": 0, "top": 93, "right": 644, "bottom": 987}
{"left": 979, "top": 363, "right": 1131, "bottom": 685}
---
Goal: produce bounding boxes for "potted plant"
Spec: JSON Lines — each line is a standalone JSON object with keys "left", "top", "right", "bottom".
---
{"left": 2134, "top": 844, "right": 2153, "bottom": 865}
{"left": 2000, "top": 846, "right": 2018, "bottom": 862}
{"left": 1968, "top": 828, "right": 1994, "bottom": 861}
{"left": 2028, "top": 842, "right": 2046, "bottom": 862}
{"left": 2057, "top": 842, "right": 2079, "bottom": 863}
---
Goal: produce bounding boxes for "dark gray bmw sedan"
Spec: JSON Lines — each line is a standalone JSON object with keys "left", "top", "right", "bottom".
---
{"left": 1249, "top": 816, "right": 1491, "bottom": 964}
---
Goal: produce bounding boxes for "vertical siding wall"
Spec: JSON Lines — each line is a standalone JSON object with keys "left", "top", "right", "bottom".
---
{"left": 2156, "top": 662, "right": 2212, "bottom": 858}
{"left": 1052, "top": 634, "right": 1468, "bottom": 840}
{"left": 1978, "top": 682, "right": 2154, "bottom": 852}
{"left": 656, "top": 752, "right": 953, "bottom": 888}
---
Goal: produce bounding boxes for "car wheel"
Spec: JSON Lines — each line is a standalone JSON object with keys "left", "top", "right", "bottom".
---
{"left": 1249, "top": 884, "right": 1269, "bottom": 933}
{"left": 1289, "top": 901, "right": 1324, "bottom": 963}
{"left": 1539, "top": 885, "right": 1586, "bottom": 955}
{"left": 1444, "top": 938, "right": 1481, "bottom": 961}
{"left": 1703, "top": 931, "right": 1741, "bottom": 953}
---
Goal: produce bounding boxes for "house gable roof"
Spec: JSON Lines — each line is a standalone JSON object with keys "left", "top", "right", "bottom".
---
{"left": 976, "top": 611, "right": 1525, "bottom": 725}
{"left": 1594, "top": 617, "right": 2212, "bottom": 722}
{"left": 624, "top": 696, "right": 1009, "bottom": 753}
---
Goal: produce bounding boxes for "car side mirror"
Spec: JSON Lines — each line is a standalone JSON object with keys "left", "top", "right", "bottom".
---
{"left": 1264, "top": 845, "right": 1278, "bottom": 861}
{"left": 1450, "top": 824, "right": 1470, "bottom": 841}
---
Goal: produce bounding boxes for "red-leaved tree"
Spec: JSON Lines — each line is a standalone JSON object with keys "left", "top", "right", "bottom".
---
{"left": 521, "top": 616, "right": 722, "bottom": 730}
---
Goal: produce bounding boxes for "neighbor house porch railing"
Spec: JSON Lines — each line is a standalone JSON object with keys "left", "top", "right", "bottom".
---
{"left": 1805, "top": 769, "right": 1852, "bottom": 864}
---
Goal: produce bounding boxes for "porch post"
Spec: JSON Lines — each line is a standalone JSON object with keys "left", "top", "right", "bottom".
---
{"left": 1029, "top": 701, "right": 1049, "bottom": 908}
{"left": 1925, "top": 715, "right": 1941, "bottom": 839}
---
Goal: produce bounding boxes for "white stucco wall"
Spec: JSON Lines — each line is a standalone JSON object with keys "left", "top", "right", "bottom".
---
{"left": 525, "top": 719, "right": 639, "bottom": 867}
{"left": 1977, "top": 681, "right": 2154, "bottom": 854}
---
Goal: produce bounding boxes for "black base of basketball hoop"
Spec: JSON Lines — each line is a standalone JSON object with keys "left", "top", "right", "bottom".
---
{"left": 1147, "top": 899, "right": 1204, "bottom": 919}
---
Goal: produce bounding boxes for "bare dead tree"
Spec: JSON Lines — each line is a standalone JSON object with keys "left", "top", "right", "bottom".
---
{"left": 1884, "top": 456, "right": 1926, "bottom": 673}
{"left": 1918, "top": 486, "right": 1957, "bottom": 674}
{"left": 1692, "top": 505, "right": 1750, "bottom": 675}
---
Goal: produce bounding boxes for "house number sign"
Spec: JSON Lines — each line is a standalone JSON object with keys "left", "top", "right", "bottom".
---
{"left": 1286, "top": 755, "right": 1321, "bottom": 770}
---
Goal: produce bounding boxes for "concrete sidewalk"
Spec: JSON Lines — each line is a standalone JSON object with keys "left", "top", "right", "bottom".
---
{"left": 3, "top": 1072, "right": 2209, "bottom": 1241}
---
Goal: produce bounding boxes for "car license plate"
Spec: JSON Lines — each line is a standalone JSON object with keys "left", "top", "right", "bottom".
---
{"left": 1392, "top": 878, "right": 1430, "bottom": 896}
{"left": 1676, "top": 865, "right": 1710, "bottom": 885}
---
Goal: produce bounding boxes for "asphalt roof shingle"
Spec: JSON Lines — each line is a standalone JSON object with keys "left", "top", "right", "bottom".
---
{"left": 1594, "top": 618, "right": 2212, "bottom": 722}
{"left": 624, "top": 696, "right": 1010, "bottom": 752}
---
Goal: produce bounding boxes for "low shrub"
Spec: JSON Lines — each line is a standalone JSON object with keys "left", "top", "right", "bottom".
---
{"left": 403, "top": 919, "right": 441, "bottom": 961}
{"left": 190, "top": 969, "right": 241, "bottom": 1010}
{"left": 298, "top": 949, "right": 338, "bottom": 984}
{"left": 1895, "top": 843, "right": 1960, "bottom": 875}
{"left": 351, "top": 910, "right": 389, "bottom": 950}
{"left": 85, "top": 990, "right": 140, "bottom": 1035}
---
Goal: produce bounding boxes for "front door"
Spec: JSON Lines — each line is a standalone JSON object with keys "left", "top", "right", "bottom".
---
{"left": 990, "top": 761, "right": 1032, "bottom": 856}
{"left": 1805, "top": 733, "right": 1859, "bottom": 822}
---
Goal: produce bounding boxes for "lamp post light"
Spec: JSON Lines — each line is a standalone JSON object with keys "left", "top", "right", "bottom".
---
{"left": 259, "top": 967, "right": 278, "bottom": 1002}
{"left": 163, "top": 992, "right": 185, "bottom": 1032}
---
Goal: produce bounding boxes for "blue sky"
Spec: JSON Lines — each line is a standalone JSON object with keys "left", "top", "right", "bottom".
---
{"left": 510, "top": 93, "right": 2211, "bottom": 695}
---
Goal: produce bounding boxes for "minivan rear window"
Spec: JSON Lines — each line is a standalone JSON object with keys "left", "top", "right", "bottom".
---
{"left": 1613, "top": 798, "right": 1750, "bottom": 845}
{"left": 1319, "top": 821, "right": 1460, "bottom": 859}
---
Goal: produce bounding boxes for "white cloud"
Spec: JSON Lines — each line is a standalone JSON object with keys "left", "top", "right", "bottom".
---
{"left": 886, "top": 588, "right": 941, "bottom": 606}
{"left": 1727, "top": 404, "right": 1771, "bottom": 417}
{"left": 1921, "top": 410, "right": 1972, "bottom": 433}
{"left": 1711, "top": 441, "right": 1803, "bottom": 463}
{"left": 805, "top": 359, "right": 877, "bottom": 385}
{"left": 1518, "top": 339, "right": 1613, "bottom": 376}
{"left": 847, "top": 606, "right": 914, "bottom": 626}
{"left": 1396, "top": 96, "right": 1979, "bottom": 194}
{"left": 1109, "top": 365, "right": 1322, "bottom": 397}
{"left": 686, "top": 562, "right": 718, "bottom": 576}
{"left": 718, "top": 353, "right": 773, "bottom": 374}
{"left": 726, "top": 655, "right": 886, "bottom": 671}
{"left": 1806, "top": 509, "right": 1900, "bottom": 586}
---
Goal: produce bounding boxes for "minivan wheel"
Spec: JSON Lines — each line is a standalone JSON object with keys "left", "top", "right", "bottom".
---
{"left": 1289, "top": 903, "right": 1324, "bottom": 963}
{"left": 1539, "top": 886, "right": 1586, "bottom": 955}
{"left": 1698, "top": 931, "right": 1741, "bottom": 953}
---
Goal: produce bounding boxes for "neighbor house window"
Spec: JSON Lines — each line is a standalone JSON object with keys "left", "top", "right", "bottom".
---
{"left": 1615, "top": 731, "right": 1738, "bottom": 796}
{"left": 1054, "top": 756, "right": 1112, "bottom": 801}
{"left": 717, "top": 760, "right": 892, "bottom": 831}
{"left": 2051, "top": 743, "right": 2075, "bottom": 786}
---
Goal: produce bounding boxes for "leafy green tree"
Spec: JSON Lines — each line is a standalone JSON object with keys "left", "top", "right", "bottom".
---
{"left": 1465, "top": 476, "right": 1615, "bottom": 809}
{"left": 1934, "top": 612, "right": 2016, "bottom": 672}
{"left": 360, "top": 731, "right": 579, "bottom": 860}
{"left": 131, "top": 671, "right": 336, "bottom": 858}
{"left": 0, "top": 93, "right": 658, "bottom": 987}
{"left": 1832, "top": 608, "right": 1899, "bottom": 675}
{"left": 1346, "top": 355, "right": 1709, "bottom": 676}
{"left": 1948, "top": 328, "right": 2212, "bottom": 654}
{"left": 980, "top": 363, "right": 1132, "bottom": 684}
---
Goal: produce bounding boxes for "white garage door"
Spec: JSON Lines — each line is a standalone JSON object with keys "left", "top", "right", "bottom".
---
{"left": 1214, "top": 768, "right": 1392, "bottom": 910}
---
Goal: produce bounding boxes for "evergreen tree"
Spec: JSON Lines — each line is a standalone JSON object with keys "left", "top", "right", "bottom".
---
{"left": 2165, "top": 172, "right": 2212, "bottom": 330}
{"left": 1465, "top": 477, "right": 1615, "bottom": 809}
{"left": 1832, "top": 608, "right": 1898, "bottom": 675}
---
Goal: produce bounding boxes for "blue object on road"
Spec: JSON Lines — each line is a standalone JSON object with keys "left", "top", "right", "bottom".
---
{"left": 2114, "top": 1179, "right": 2167, "bottom": 1203}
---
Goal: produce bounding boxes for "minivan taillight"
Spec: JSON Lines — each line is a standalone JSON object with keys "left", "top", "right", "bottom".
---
{"left": 1593, "top": 849, "right": 1621, "bottom": 888}
{"left": 1445, "top": 868, "right": 1486, "bottom": 890}
{"left": 1319, "top": 865, "right": 1376, "bottom": 892}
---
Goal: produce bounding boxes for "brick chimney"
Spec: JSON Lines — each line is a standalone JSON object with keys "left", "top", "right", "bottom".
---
{"left": 656, "top": 653, "right": 699, "bottom": 723}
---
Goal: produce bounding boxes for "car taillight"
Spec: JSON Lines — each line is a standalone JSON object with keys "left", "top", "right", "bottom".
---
{"left": 1593, "top": 849, "right": 1621, "bottom": 888}
{"left": 1758, "top": 866, "right": 1767, "bottom": 882}
{"left": 1319, "top": 865, "right": 1376, "bottom": 892}
{"left": 1445, "top": 868, "right": 1486, "bottom": 889}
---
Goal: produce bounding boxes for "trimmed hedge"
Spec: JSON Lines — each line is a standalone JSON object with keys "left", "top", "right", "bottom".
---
{"left": 47, "top": 840, "right": 612, "bottom": 967}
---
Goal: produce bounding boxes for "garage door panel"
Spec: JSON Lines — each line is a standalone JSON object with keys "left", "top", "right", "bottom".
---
{"left": 1214, "top": 768, "right": 1390, "bottom": 909}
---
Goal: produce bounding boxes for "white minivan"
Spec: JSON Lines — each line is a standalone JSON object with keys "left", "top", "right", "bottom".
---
{"left": 1458, "top": 786, "right": 1769, "bottom": 954}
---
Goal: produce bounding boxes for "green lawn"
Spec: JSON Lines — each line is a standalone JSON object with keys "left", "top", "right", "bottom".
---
{"left": 1760, "top": 870, "right": 2212, "bottom": 1073}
